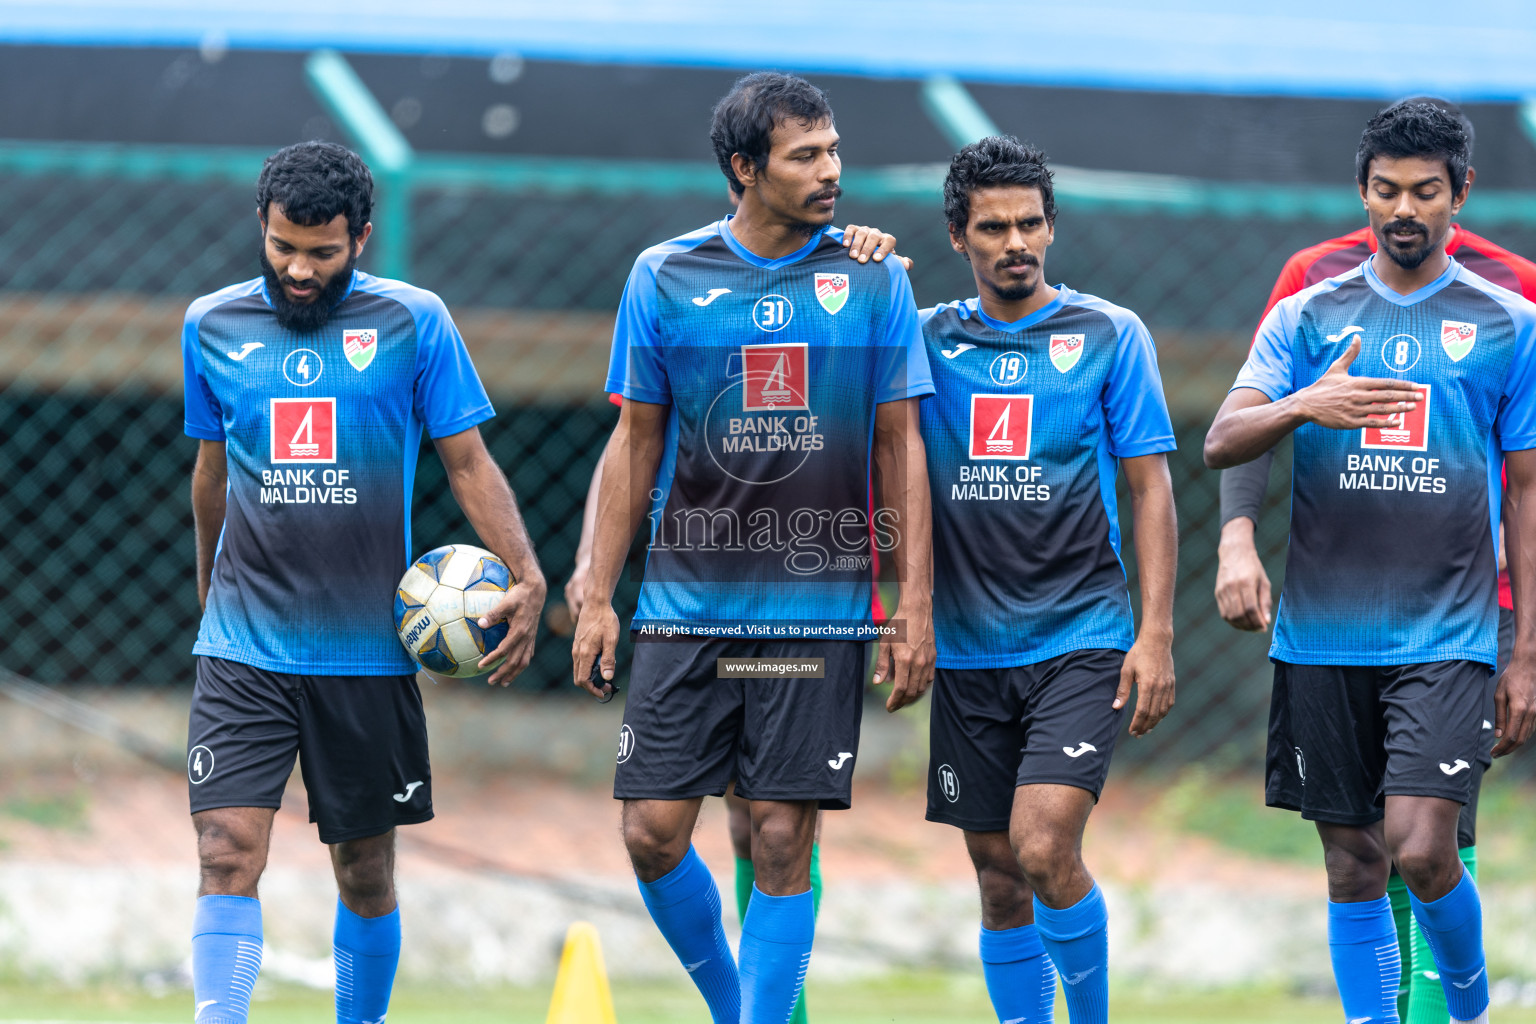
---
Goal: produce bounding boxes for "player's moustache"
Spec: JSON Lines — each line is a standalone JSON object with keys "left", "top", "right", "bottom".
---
{"left": 995, "top": 254, "right": 1039, "bottom": 271}
{"left": 1384, "top": 218, "right": 1427, "bottom": 241}
{"left": 804, "top": 185, "right": 842, "bottom": 206}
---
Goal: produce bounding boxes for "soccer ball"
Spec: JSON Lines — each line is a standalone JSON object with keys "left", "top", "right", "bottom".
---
{"left": 395, "top": 544, "right": 512, "bottom": 678}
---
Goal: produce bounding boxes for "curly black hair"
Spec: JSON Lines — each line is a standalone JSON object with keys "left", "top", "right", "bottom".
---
{"left": 1356, "top": 101, "right": 1471, "bottom": 195}
{"left": 710, "top": 72, "right": 834, "bottom": 196}
{"left": 943, "top": 135, "right": 1056, "bottom": 234}
{"left": 256, "top": 141, "right": 373, "bottom": 239}
{"left": 1384, "top": 96, "right": 1474, "bottom": 159}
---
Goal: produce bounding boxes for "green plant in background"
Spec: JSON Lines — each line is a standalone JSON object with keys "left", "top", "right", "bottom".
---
{"left": 1152, "top": 766, "right": 1320, "bottom": 864}
{"left": 3, "top": 789, "right": 89, "bottom": 831}
{"left": 1466, "top": 770, "right": 1536, "bottom": 885}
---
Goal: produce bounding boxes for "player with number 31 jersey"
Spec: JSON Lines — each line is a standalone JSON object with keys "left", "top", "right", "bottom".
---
{"left": 573, "top": 74, "right": 936, "bottom": 1024}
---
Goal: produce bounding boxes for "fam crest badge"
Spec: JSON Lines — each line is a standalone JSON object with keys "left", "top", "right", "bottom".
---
{"left": 1440, "top": 320, "right": 1476, "bottom": 363}
{"left": 814, "top": 273, "right": 849, "bottom": 315}
{"left": 343, "top": 328, "right": 378, "bottom": 371}
{"left": 1049, "top": 334, "right": 1084, "bottom": 373}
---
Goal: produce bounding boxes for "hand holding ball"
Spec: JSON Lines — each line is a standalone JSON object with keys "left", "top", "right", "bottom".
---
{"left": 395, "top": 544, "right": 514, "bottom": 678}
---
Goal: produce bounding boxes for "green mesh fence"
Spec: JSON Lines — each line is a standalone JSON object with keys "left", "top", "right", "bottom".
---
{"left": 3, "top": 166, "right": 1531, "bottom": 769}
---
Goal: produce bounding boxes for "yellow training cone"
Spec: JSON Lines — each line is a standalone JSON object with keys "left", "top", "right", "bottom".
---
{"left": 545, "top": 921, "right": 618, "bottom": 1024}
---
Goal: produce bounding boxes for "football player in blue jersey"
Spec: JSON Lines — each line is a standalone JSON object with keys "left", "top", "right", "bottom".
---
{"left": 181, "top": 142, "right": 545, "bottom": 1024}
{"left": 1206, "top": 103, "right": 1536, "bottom": 1024}
{"left": 560, "top": 215, "right": 907, "bottom": 1024}
{"left": 571, "top": 72, "right": 936, "bottom": 1024}
{"left": 919, "top": 136, "right": 1177, "bottom": 1024}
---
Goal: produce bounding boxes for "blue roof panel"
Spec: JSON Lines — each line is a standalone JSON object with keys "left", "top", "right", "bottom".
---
{"left": 4, "top": 0, "right": 1535, "bottom": 100}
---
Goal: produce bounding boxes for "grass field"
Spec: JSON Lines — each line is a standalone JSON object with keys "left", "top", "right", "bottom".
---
{"left": 5, "top": 978, "right": 1536, "bottom": 1024}
{"left": 1153, "top": 765, "right": 1536, "bottom": 876}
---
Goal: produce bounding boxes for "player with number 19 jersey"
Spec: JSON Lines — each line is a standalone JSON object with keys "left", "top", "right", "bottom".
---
{"left": 920, "top": 289, "right": 1176, "bottom": 669}
{"left": 1235, "top": 258, "right": 1536, "bottom": 668}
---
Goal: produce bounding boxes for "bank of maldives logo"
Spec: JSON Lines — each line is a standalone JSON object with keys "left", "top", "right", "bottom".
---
{"left": 1361, "top": 384, "right": 1430, "bottom": 452}
{"left": 969, "top": 394, "right": 1034, "bottom": 460}
{"left": 343, "top": 328, "right": 378, "bottom": 371}
{"left": 741, "top": 342, "right": 809, "bottom": 411}
{"left": 271, "top": 397, "right": 337, "bottom": 463}
{"left": 814, "top": 273, "right": 849, "bottom": 315}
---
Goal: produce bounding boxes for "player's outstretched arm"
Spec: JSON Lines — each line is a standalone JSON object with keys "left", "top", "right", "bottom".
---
{"left": 565, "top": 432, "right": 615, "bottom": 622}
{"left": 840, "top": 224, "right": 913, "bottom": 272}
{"left": 870, "top": 397, "right": 936, "bottom": 712}
{"left": 1495, "top": 448, "right": 1536, "bottom": 756}
{"left": 572, "top": 399, "right": 668, "bottom": 698}
{"left": 1204, "top": 338, "right": 1424, "bottom": 469}
{"left": 191, "top": 440, "right": 228, "bottom": 612}
{"left": 434, "top": 426, "right": 548, "bottom": 687}
{"left": 1117, "top": 453, "right": 1177, "bottom": 737}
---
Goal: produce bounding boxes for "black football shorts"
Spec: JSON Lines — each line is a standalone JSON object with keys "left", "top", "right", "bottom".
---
{"left": 187, "top": 656, "right": 432, "bottom": 843}
{"left": 1265, "top": 659, "right": 1494, "bottom": 826}
{"left": 613, "top": 637, "right": 865, "bottom": 810}
{"left": 926, "top": 648, "right": 1127, "bottom": 832}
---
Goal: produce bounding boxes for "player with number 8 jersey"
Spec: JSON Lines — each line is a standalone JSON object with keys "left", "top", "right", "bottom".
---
{"left": 1206, "top": 103, "right": 1536, "bottom": 1024}
{"left": 179, "top": 142, "right": 544, "bottom": 1024}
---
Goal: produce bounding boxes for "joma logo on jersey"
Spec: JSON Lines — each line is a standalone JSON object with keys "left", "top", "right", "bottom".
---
{"left": 741, "top": 343, "right": 809, "bottom": 411}
{"left": 343, "top": 328, "right": 378, "bottom": 371}
{"left": 271, "top": 398, "right": 337, "bottom": 463}
{"left": 814, "top": 273, "right": 849, "bottom": 315}
{"left": 969, "top": 394, "right": 1034, "bottom": 460}
{"left": 1361, "top": 384, "right": 1430, "bottom": 452}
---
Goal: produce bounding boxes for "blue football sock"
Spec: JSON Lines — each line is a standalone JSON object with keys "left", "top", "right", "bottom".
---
{"left": 334, "top": 899, "right": 401, "bottom": 1024}
{"left": 979, "top": 923, "right": 1056, "bottom": 1023}
{"left": 637, "top": 846, "right": 740, "bottom": 1024}
{"left": 1033, "top": 885, "right": 1108, "bottom": 1024}
{"left": 1409, "top": 868, "right": 1489, "bottom": 1022}
{"left": 191, "top": 895, "right": 263, "bottom": 1024}
{"left": 740, "top": 885, "right": 816, "bottom": 1024}
{"left": 1327, "top": 896, "right": 1401, "bottom": 1024}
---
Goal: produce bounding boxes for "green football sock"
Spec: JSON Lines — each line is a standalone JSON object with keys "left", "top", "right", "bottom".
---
{"left": 735, "top": 855, "right": 755, "bottom": 925}
{"left": 1404, "top": 845, "right": 1477, "bottom": 1024}
{"left": 1388, "top": 871, "right": 1413, "bottom": 1020}
{"left": 739, "top": 844, "right": 822, "bottom": 1023}
{"left": 809, "top": 841, "right": 823, "bottom": 916}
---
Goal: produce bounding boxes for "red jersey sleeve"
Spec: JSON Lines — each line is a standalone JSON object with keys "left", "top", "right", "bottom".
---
{"left": 1259, "top": 252, "right": 1312, "bottom": 325}
{"left": 1456, "top": 228, "right": 1536, "bottom": 303}
{"left": 1251, "top": 229, "right": 1374, "bottom": 348}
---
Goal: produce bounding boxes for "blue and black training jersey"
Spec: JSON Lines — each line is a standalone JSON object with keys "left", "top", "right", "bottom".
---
{"left": 605, "top": 218, "right": 934, "bottom": 638}
{"left": 920, "top": 289, "right": 1176, "bottom": 669}
{"left": 1234, "top": 257, "right": 1536, "bottom": 668}
{"left": 182, "top": 270, "right": 494, "bottom": 675}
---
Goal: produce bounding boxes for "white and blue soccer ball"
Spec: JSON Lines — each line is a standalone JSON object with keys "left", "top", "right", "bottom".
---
{"left": 395, "top": 544, "right": 512, "bottom": 678}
